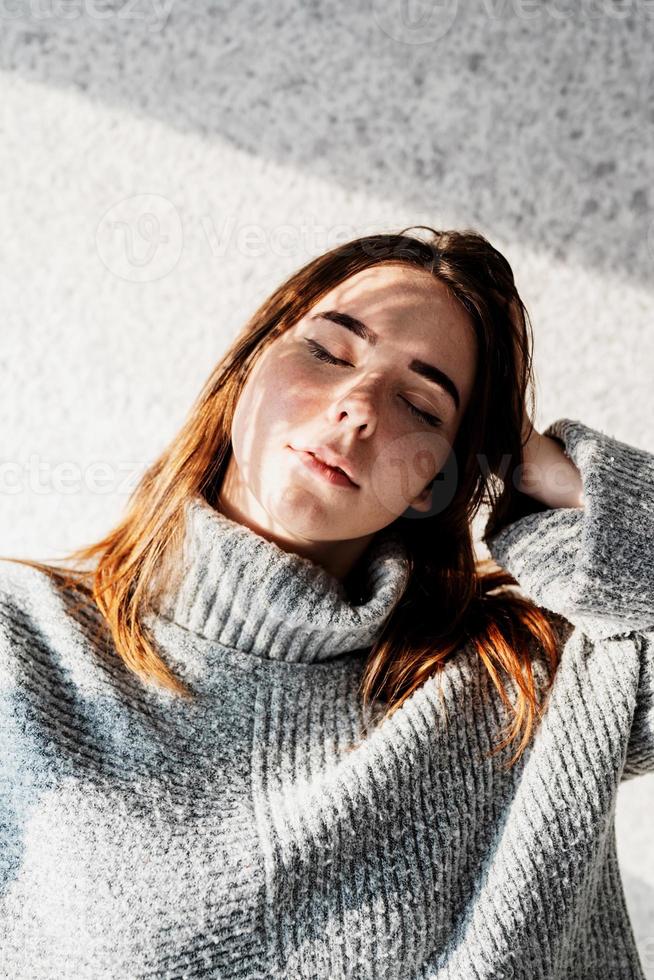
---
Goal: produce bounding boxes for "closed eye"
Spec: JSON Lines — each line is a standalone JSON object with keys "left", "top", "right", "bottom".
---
{"left": 304, "top": 339, "right": 443, "bottom": 429}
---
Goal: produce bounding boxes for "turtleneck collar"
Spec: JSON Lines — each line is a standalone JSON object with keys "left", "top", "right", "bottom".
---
{"left": 153, "top": 496, "right": 412, "bottom": 665}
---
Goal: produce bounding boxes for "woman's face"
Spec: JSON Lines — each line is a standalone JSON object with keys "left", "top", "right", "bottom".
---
{"left": 218, "top": 261, "right": 478, "bottom": 573}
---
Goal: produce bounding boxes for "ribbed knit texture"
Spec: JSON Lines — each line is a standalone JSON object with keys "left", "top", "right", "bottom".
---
{"left": 1, "top": 417, "right": 653, "bottom": 979}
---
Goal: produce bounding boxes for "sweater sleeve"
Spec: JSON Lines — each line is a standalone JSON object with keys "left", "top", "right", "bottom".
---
{"left": 483, "top": 417, "right": 654, "bottom": 642}
{"left": 483, "top": 417, "right": 654, "bottom": 780}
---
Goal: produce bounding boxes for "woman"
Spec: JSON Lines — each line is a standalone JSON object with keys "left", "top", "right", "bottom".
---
{"left": 1, "top": 228, "right": 652, "bottom": 979}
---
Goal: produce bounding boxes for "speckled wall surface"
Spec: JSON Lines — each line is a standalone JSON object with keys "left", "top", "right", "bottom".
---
{"left": 1, "top": 0, "right": 653, "bottom": 972}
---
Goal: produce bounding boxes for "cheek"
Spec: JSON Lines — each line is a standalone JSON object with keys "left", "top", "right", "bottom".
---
{"left": 231, "top": 357, "right": 316, "bottom": 458}
{"left": 384, "top": 432, "right": 446, "bottom": 486}
{"left": 275, "top": 373, "right": 317, "bottom": 420}
{"left": 367, "top": 429, "right": 451, "bottom": 516}
{"left": 258, "top": 353, "right": 324, "bottom": 424}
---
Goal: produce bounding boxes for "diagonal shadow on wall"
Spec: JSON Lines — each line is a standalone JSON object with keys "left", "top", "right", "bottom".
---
{"left": 0, "top": 0, "right": 652, "bottom": 288}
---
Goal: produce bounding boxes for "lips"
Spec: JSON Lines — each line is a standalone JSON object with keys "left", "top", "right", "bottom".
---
{"left": 292, "top": 448, "right": 359, "bottom": 489}
{"left": 302, "top": 446, "right": 359, "bottom": 486}
{"left": 310, "top": 452, "right": 349, "bottom": 480}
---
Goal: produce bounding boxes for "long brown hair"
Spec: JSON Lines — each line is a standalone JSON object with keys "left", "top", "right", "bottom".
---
{"left": 17, "top": 227, "right": 562, "bottom": 770}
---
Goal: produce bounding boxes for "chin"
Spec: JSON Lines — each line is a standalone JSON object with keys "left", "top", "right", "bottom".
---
{"left": 270, "top": 491, "right": 348, "bottom": 539}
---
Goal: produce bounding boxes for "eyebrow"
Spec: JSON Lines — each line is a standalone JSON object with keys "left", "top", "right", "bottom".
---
{"left": 310, "top": 310, "right": 461, "bottom": 411}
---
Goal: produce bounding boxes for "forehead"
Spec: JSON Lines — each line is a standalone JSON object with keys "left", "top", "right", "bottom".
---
{"left": 312, "top": 262, "right": 477, "bottom": 389}
{"left": 315, "top": 263, "right": 471, "bottom": 336}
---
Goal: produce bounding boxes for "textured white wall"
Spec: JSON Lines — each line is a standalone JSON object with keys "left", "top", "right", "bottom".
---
{"left": 1, "top": 1, "right": 653, "bottom": 971}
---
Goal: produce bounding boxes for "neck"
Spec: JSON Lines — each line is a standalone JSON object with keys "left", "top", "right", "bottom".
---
{"left": 214, "top": 492, "right": 378, "bottom": 583}
{"left": 151, "top": 495, "right": 412, "bottom": 665}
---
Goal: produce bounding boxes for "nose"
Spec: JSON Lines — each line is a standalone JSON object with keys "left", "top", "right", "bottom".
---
{"left": 328, "top": 378, "right": 380, "bottom": 435}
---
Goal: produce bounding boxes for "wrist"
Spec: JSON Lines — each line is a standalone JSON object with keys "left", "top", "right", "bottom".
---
{"left": 516, "top": 431, "right": 585, "bottom": 510}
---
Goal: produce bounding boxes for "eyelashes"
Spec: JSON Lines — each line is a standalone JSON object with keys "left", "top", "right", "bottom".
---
{"left": 403, "top": 400, "right": 443, "bottom": 429}
{"left": 304, "top": 339, "right": 443, "bottom": 429}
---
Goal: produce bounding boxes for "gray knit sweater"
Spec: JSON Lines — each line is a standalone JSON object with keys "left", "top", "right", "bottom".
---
{"left": 1, "top": 417, "right": 653, "bottom": 980}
